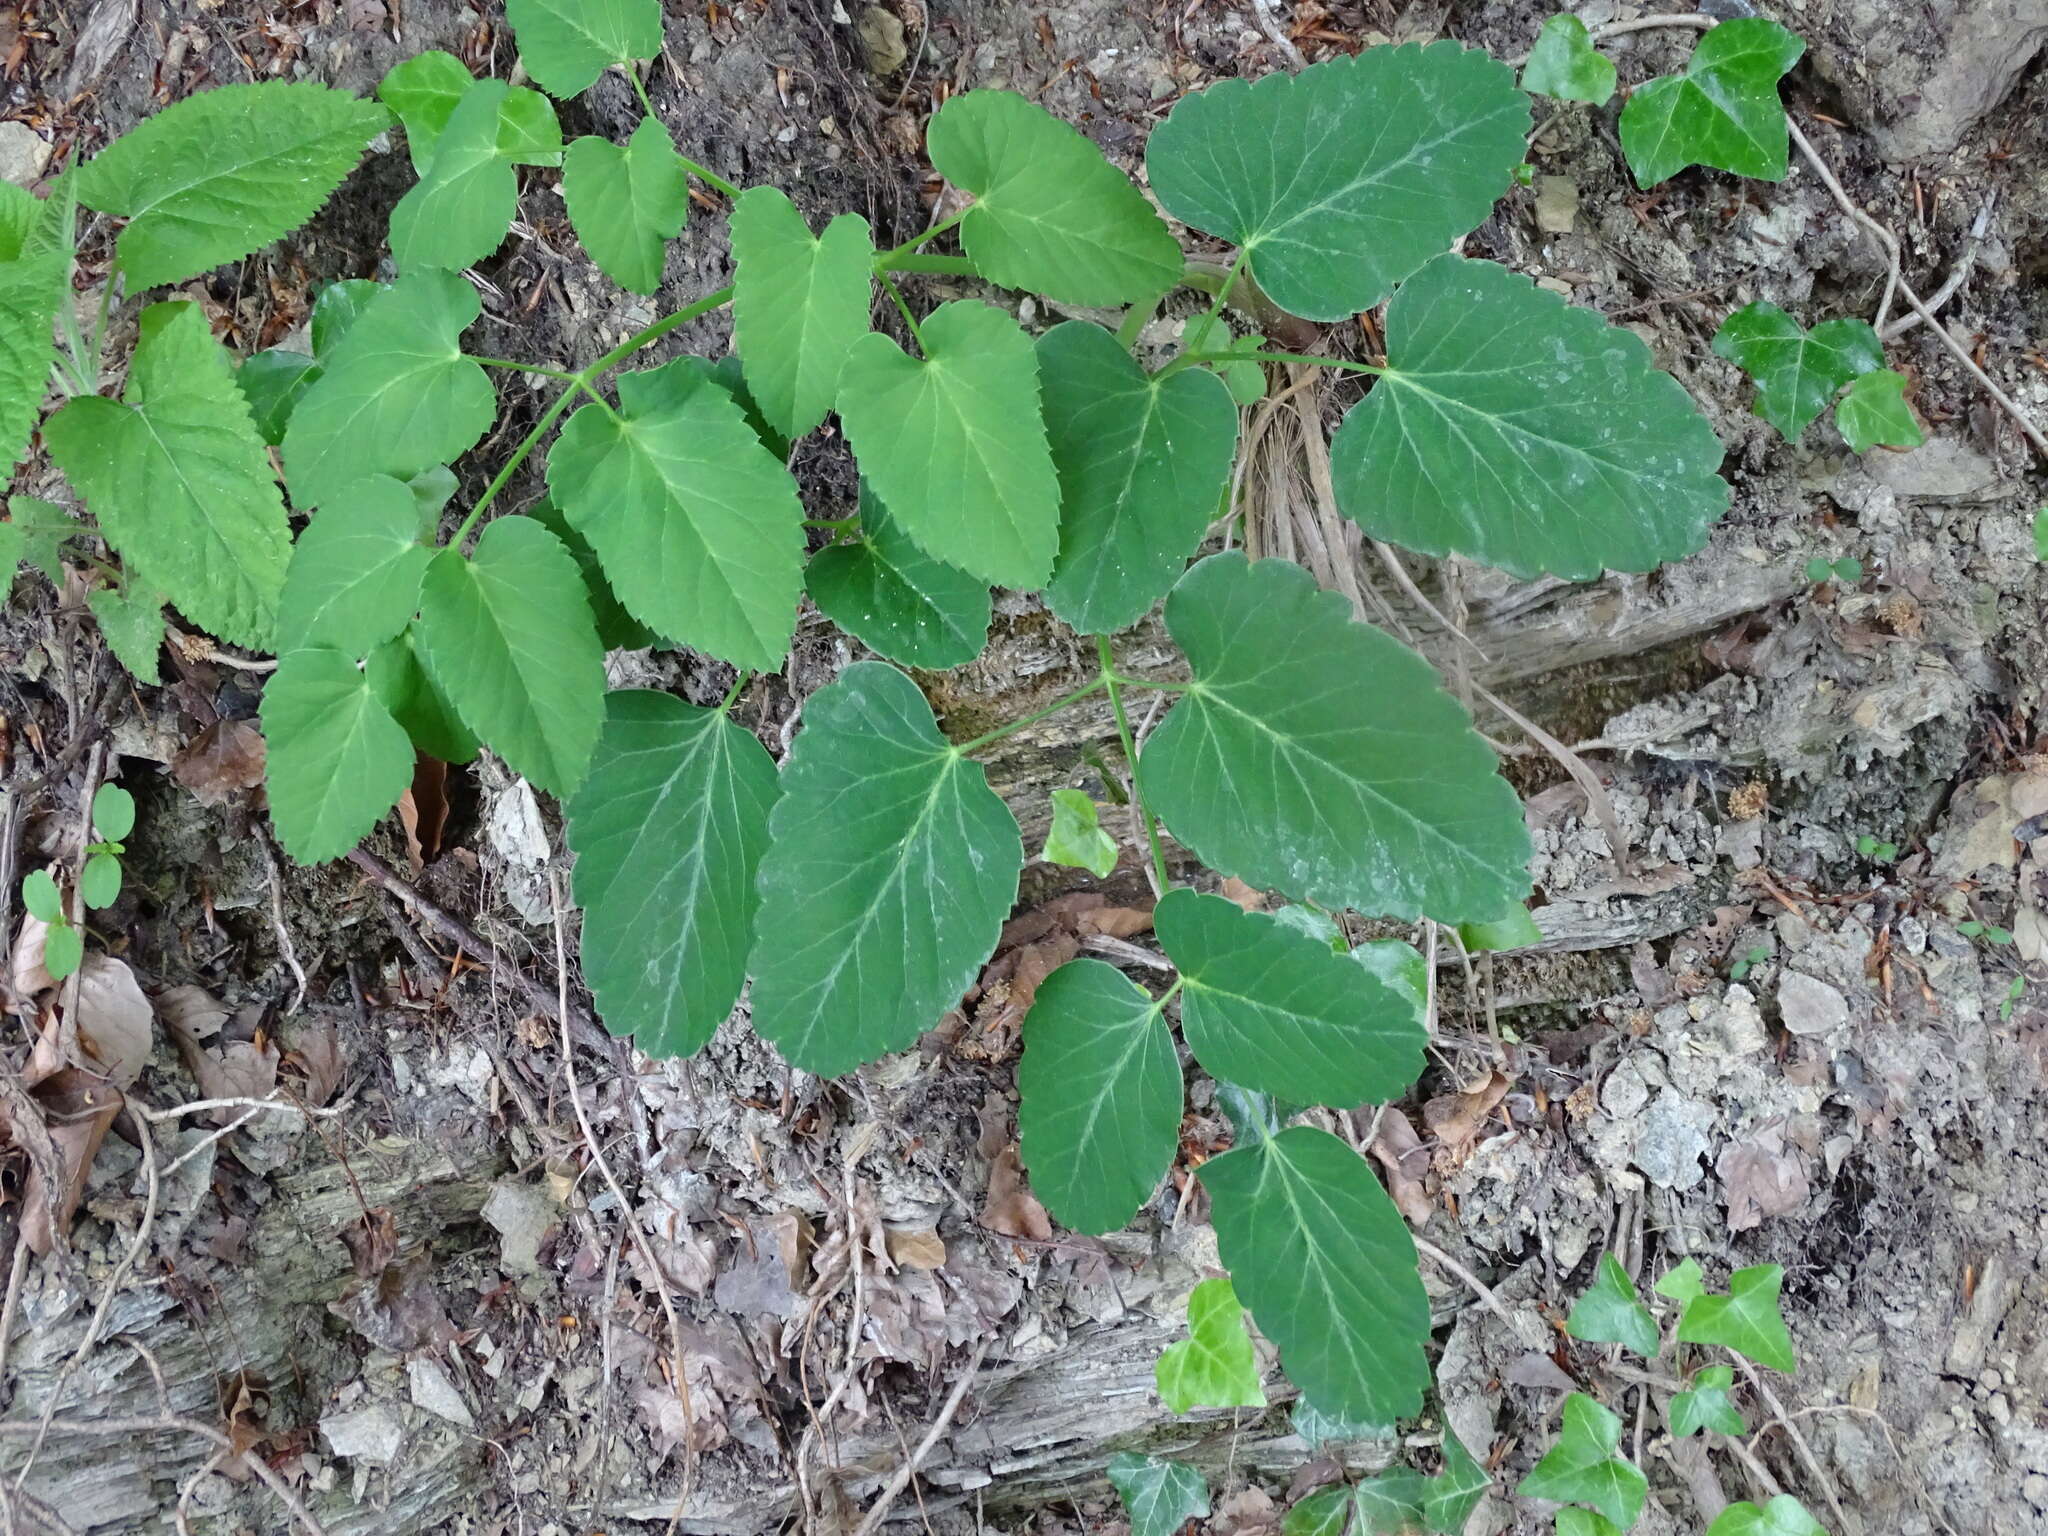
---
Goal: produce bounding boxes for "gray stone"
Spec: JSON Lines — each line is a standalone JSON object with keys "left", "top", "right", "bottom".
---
{"left": 1635, "top": 1092, "right": 1714, "bottom": 1190}
{"left": 0, "top": 122, "right": 50, "bottom": 187}
{"left": 481, "top": 1178, "right": 556, "bottom": 1274}
{"left": 320, "top": 1403, "right": 406, "bottom": 1464}
{"left": 407, "top": 1357, "right": 475, "bottom": 1429}
{"left": 1778, "top": 971, "right": 1850, "bottom": 1037}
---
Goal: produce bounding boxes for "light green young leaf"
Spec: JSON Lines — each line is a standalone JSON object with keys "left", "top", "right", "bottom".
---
{"left": 88, "top": 584, "right": 166, "bottom": 685}
{"left": 21, "top": 870, "right": 61, "bottom": 923}
{"left": 276, "top": 475, "right": 432, "bottom": 657}
{"left": 1521, "top": 15, "right": 1616, "bottom": 103}
{"left": 77, "top": 81, "right": 385, "bottom": 290}
{"left": 378, "top": 52, "right": 563, "bottom": 172}
{"left": 1282, "top": 1486, "right": 1352, "bottom": 1536}
{"left": 1202, "top": 1125, "right": 1431, "bottom": 1425}
{"left": 1670, "top": 1364, "right": 1746, "bottom": 1438}
{"left": 0, "top": 180, "right": 36, "bottom": 253}
{"left": 367, "top": 630, "right": 478, "bottom": 764}
{"left": 1156, "top": 1278, "right": 1265, "bottom": 1414}
{"left": 0, "top": 183, "right": 73, "bottom": 477}
{"left": 1036, "top": 320, "right": 1238, "bottom": 634}
{"left": 1422, "top": 1431, "right": 1492, "bottom": 1534}
{"left": 1706, "top": 1496, "right": 1828, "bottom": 1536}
{"left": 1155, "top": 888, "right": 1426, "bottom": 1106}
{"left": 547, "top": 357, "right": 805, "bottom": 670}
{"left": 748, "top": 662, "right": 1022, "bottom": 1076}
{"left": 926, "top": 90, "right": 1181, "bottom": 306}
{"left": 413, "top": 516, "right": 606, "bottom": 796}
{"left": 567, "top": 690, "right": 777, "bottom": 1059}
{"left": 1185, "top": 315, "right": 1268, "bottom": 404}
{"left": 527, "top": 499, "right": 660, "bottom": 651}
{"left": 1515, "top": 1393, "right": 1647, "bottom": 1530}
{"left": 261, "top": 647, "right": 415, "bottom": 864}
{"left": 1456, "top": 903, "right": 1544, "bottom": 954}
{"left": 92, "top": 784, "right": 135, "bottom": 842}
{"left": 1107, "top": 1453, "right": 1210, "bottom": 1536}
{"left": 1619, "top": 18, "right": 1804, "bottom": 188}
{"left": 1557, "top": 1513, "right": 1626, "bottom": 1536}
{"left": 389, "top": 78, "right": 518, "bottom": 273}
{"left": 1676, "top": 1263, "right": 1796, "bottom": 1372}
{"left": 1654, "top": 1257, "right": 1707, "bottom": 1306}
{"left": 45, "top": 301, "right": 290, "bottom": 650}
{"left": 1351, "top": 1471, "right": 1429, "bottom": 1535}
{"left": 1145, "top": 43, "right": 1527, "bottom": 321}
{"left": 43, "top": 923, "right": 82, "bottom": 982}
{"left": 1835, "top": 369, "right": 1921, "bottom": 453}
{"left": 1566, "top": 1253, "right": 1660, "bottom": 1358}
{"left": 837, "top": 300, "right": 1062, "bottom": 590}
{"left": 505, "top": 0, "right": 663, "bottom": 98}
{"left": 1143, "top": 554, "right": 1531, "bottom": 923}
{"left": 1042, "top": 788, "right": 1119, "bottom": 879}
{"left": 80, "top": 852, "right": 122, "bottom": 911}
{"left": 729, "top": 186, "right": 873, "bottom": 439}
{"left": 806, "top": 487, "right": 989, "bottom": 670}
{"left": 236, "top": 350, "right": 322, "bottom": 446}
{"left": 1332, "top": 254, "right": 1730, "bottom": 580}
{"left": 1710, "top": 302, "right": 1884, "bottom": 441}
{"left": 564, "top": 119, "right": 691, "bottom": 295}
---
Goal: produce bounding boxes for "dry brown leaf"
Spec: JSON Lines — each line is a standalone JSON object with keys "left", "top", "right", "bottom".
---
{"left": 173, "top": 719, "right": 266, "bottom": 805}
{"left": 772, "top": 1208, "right": 814, "bottom": 1290}
{"left": 1219, "top": 877, "right": 1266, "bottom": 912}
{"left": 286, "top": 1021, "right": 346, "bottom": 1105}
{"left": 1369, "top": 1108, "right": 1433, "bottom": 1225}
{"left": 341, "top": 1207, "right": 400, "bottom": 1278}
{"left": 153, "top": 983, "right": 228, "bottom": 1039}
{"left": 10, "top": 911, "right": 55, "bottom": 997}
{"left": 71, "top": 954, "right": 153, "bottom": 1087}
{"left": 332, "top": 1249, "right": 454, "bottom": 1352}
{"left": 979, "top": 1145, "right": 1052, "bottom": 1240}
{"left": 1424, "top": 1069, "right": 1510, "bottom": 1156}
{"left": 19, "top": 1068, "right": 120, "bottom": 1256}
{"left": 1717, "top": 1121, "right": 1810, "bottom": 1233}
{"left": 885, "top": 1226, "right": 947, "bottom": 1270}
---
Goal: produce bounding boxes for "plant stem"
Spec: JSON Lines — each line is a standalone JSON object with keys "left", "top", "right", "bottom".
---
{"left": 1115, "top": 286, "right": 1172, "bottom": 352}
{"left": 952, "top": 677, "right": 1108, "bottom": 755}
{"left": 717, "top": 671, "right": 751, "bottom": 713}
{"left": 878, "top": 209, "right": 966, "bottom": 265}
{"left": 873, "top": 252, "right": 979, "bottom": 279}
{"left": 1108, "top": 673, "right": 1187, "bottom": 693}
{"left": 1098, "top": 635, "right": 1170, "bottom": 891}
{"left": 587, "top": 284, "right": 737, "bottom": 378}
{"left": 629, "top": 67, "right": 742, "bottom": 200}
{"left": 466, "top": 356, "right": 584, "bottom": 383}
{"left": 1185, "top": 348, "right": 1386, "bottom": 375}
{"left": 876, "top": 269, "right": 923, "bottom": 348}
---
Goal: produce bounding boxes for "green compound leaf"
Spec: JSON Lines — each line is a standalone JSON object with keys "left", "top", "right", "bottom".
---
{"left": 1654, "top": 1257, "right": 1707, "bottom": 1306}
{"left": 927, "top": 90, "right": 1182, "bottom": 306}
{"left": 261, "top": 647, "right": 415, "bottom": 864}
{"left": 1332, "top": 254, "right": 1730, "bottom": 580}
{"left": 367, "top": 630, "right": 478, "bottom": 764}
{"left": 1143, "top": 553, "right": 1530, "bottom": 924}
{"left": 1835, "top": 369, "right": 1921, "bottom": 453}
{"left": 1676, "top": 1263, "right": 1797, "bottom": 1373}
{"left": 527, "top": 499, "right": 660, "bottom": 651}
{"left": 1042, "top": 788, "right": 1119, "bottom": 879}
{"left": 88, "top": 583, "right": 166, "bottom": 686}
{"left": 1201, "top": 1124, "right": 1431, "bottom": 1426}
{"left": 390, "top": 78, "right": 519, "bottom": 273}
{"left": 1157, "top": 1277, "right": 1266, "bottom": 1415}
{"left": 1557, "top": 1513, "right": 1626, "bottom": 1536}
{"left": 92, "top": 784, "right": 136, "bottom": 842}
{"left": 0, "top": 183, "right": 73, "bottom": 478}
{"left": 564, "top": 119, "right": 691, "bottom": 295}
{"left": 1350, "top": 1471, "right": 1429, "bottom": 1535}
{"left": 748, "top": 662, "right": 1022, "bottom": 1077}
{"left": 1619, "top": 18, "right": 1804, "bottom": 188}
{"left": 1145, "top": 43, "right": 1528, "bottom": 321}
{"left": 1282, "top": 1486, "right": 1352, "bottom": 1536}
{"left": 1108, "top": 1454, "right": 1210, "bottom": 1536}
{"left": 284, "top": 271, "right": 496, "bottom": 511}
{"left": 1521, "top": 14, "right": 1617, "bottom": 104}
{"left": 46, "top": 301, "right": 289, "bottom": 650}
{"left": 21, "top": 870, "right": 61, "bottom": 922}
{"left": 1155, "top": 888, "right": 1427, "bottom": 1106}
{"left": 548, "top": 357, "right": 805, "bottom": 671}
{"left": 506, "top": 0, "right": 663, "bottom": 98}
{"left": 729, "top": 186, "right": 874, "bottom": 439}
{"left": 1706, "top": 1496, "right": 1828, "bottom": 1536}
{"left": 80, "top": 851, "right": 122, "bottom": 911}
{"left": 77, "top": 81, "right": 385, "bottom": 291}
{"left": 1710, "top": 302, "right": 1884, "bottom": 440}
{"left": 43, "top": 923, "right": 82, "bottom": 982}
{"left": 1566, "top": 1253, "right": 1660, "bottom": 1358}
{"left": 413, "top": 516, "right": 605, "bottom": 796}
{"left": 379, "top": 52, "right": 562, "bottom": 172}
{"left": 1670, "top": 1364, "right": 1746, "bottom": 1438}
{"left": 567, "top": 690, "right": 777, "bottom": 1059}
{"left": 276, "top": 475, "right": 432, "bottom": 658}
{"left": 806, "top": 486, "right": 990, "bottom": 670}
{"left": 236, "top": 349, "right": 322, "bottom": 447}
{"left": 1515, "top": 1393, "right": 1647, "bottom": 1530}
{"left": 838, "top": 300, "right": 1062, "bottom": 591}
{"left": 1035, "top": 320, "right": 1239, "bottom": 634}
{"left": 1422, "top": 1431, "right": 1492, "bottom": 1534}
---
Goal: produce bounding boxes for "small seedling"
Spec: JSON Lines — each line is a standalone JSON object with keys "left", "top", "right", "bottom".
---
{"left": 19, "top": 868, "right": 81, "bottom": 981}
{"left": 2033, "top": 508, "right": 2048, "bottom": 562}
{"left": 1853, "top": 833, "right": 1897, "bottom": 863}
{"left": 1729, "top": 943, "right": 1772, "bottom": 981}
{"left": 16, "top": 783, "right": 134, "bottom": 984}
{"left": 1957, "top": 919, "right": 2014, "bottom": 945}
{"left": 1804, "top": 555, "right": 1863, "bottom": 585}
{"left": 2002, "top": 975, "right": 2027, "bottom": 1022}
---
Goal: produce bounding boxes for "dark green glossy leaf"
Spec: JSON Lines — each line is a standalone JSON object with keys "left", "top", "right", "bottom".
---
{"left": 1565, "top": 1253, "right": 1660, "bottom": 1358}
{"left": 805, "top": 487, "right": 990, "bottom": 669}
{"left": 1711, "top": 302, "right": 1883, "bottom": 440}
{"left": 1515, "top": 1393, "right": 1646, "bottom": 1530}
{"left": 1107, "top": 1454, "right": 1209, "bottom": 1536}
{"left": 1676, "top": 1263, "right": 1796, "bottom": 1372}
{"left": 1421, "top": 1431, "right": 1492, "bottom": 1534}
{"left": 1619, "top": 18, "right": 1803, "bottom": 188}
{"left": 235, "top": 349, "right": 321, "bottom": 446}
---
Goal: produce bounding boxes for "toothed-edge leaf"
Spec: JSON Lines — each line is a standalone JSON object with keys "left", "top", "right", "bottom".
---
{"left": 1107, "top": 1454, "right": 1209, "bottom": 1536}
{"left": 88, "top": 584, "right": 166, "bottom": 685}
{"left": 379, "top": 52, "right": 562, "bottom": 173}
{"left": 0, "top": 183, "right": 73, "bottom": 477}
{"left": 836, "top": 300, "right": 1062, "bottom": 591}
{"left": 1521, "top": 14, "right": 1617, "bottom": 103}
{"left": 1676, "top": 1263, "right": 1797, "bottom": 1372}
{"left": 526, "top": 499, "right": 660, "bottom": 651}
{"left": 548, "top": 356, "right": 805, "bottom": 671}
{"left": 45, "top": 302, "right": 289, "bottom": 650}
{"left": 1145, "top": 43, "right": 1528, "bottom": 321}
{"left": 1143, "top": 554, "right": 1531, "bottom": 923}
{"left": 1155, "top": 888, "right": 1427, "bottom": 1106}
{"left": 1710, "top": 302, "right": 1884, "bottom": 441}
{"left": 389, "top": 78, "right": 518, "bottom": 273}
{"left": 80, "top": 851, "right": 122, "bottom": 910}
{"left": 1566, "top": 1253, "right": 1661, "bottom": 1358}
{"left": 412, "top": 516, "right": 605, "bottom": 796}
{"left": 1670, "top": 1365, "right": 1746, "bottom": 1438}
{"left": 1042, "top": 788, "right": 1118, "bottom": 879}
{"left": 1514, "top": 1394, "right": 1646, "bottom": 1530}
{"left": 564, "top": 120, "right": 690, "bottom": 295}
{"left": 806, "top": 487, "right": 990, "bottom": 670}
{"left": 283, "top": 271, "right": 496, "bottom": 511}
{"left": 1422, "top": 1432, "right": 1492, "bottom": 1534}
{"left": 276, "top": 475, "right": 432, "bottom": 657}
{"left": 748, "top": 663, "right": 1022, "bottom": 1077}
{"left": 505, "top": 0, "right": 663, "bottom": 98}
{"left": 1654, "top": 1257, "right": 1706, "bottom": 1306}
{"left": 236, "top": 350, "right": 322, "bottom": 446}
{"left": 1619, "top": 18, "right": 1804, "bottom": 188}
{"left": 1017, "top": 959, "right": 1180, "bottom": 1232}
{"left": 1202, "top": 1125, "right": 1431, "bottom": 1426}
{"left": 927, "top": 90, "right": 1182, "bottom": 306}
{"left": 1036, "top": 320, "right": 1239, "bottom": 635}
{"left": 1157, "top": 1277, "right": 1265, "bottom": 1414}
{"left": 262, "top": 647, "right": 415, "bottom": 864}
{"left": 92, "top": 784, "right": 135, "bottom": 842}
{"left": 77, "top": 81, "right": 385, "bottom": 290}
{"left": 1835, "top": 369, "right": 1921, "bottom": 454}
{"left": 567, "top": 690, "right": 777, "bottom": 1059}
{"left": 43, "top": 923, "right": 82, "bottom": 982}
{"left": 367, "top": 630, "right": 478, "bottom": 764}
{"left": 729, "top": 186, "right": 873, "bottom": 439}
{"left": 1283, "top": 1486, "right": 1352, "bottom": 1536}
{"left": 1706, "top": 1497, "right": 1828, "bottom": 1536}
{"left": 1350, "top": 1471, "right": 1429, "bottom": 1535}
{"left": 1332, "top": 254, "right": 1730, "bottom": 580}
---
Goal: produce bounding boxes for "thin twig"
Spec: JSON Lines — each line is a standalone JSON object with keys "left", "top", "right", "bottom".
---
{"left": 1881, "top": 191, "right": 1996, "bottom": 340}
{"left": 850, "top": 1340, "right": 991, "bottom": 1536}
{"left": 0, "top": 1420, "right": 328, "bottom": 1536}
{"left": 1247, "top": 0, "right": 1305, "bottom": 69}
{"left": 1409, "top": 1234, "right": 1546, "bottom": 1347}
{"left": 1733, "top": 1356, "right": 1851, "bottom": 1532}
{"left": 262, "top": 836, "right": 308, "bottom": 1014}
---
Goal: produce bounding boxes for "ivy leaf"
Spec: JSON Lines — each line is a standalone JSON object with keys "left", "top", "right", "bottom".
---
{"left": 77, "top": 81, "right": 385, "bottom": 290}
{"left": 1710, "top": 302, "right": 1884, "bottom": 440}
{"left": 1035, "top": 320, "right": 1239, "bottom": 635}
{"left": 1654, "top": 1257, "right": 1707, "bottom": 1307}
{"left": 527, "top": 499, "right": 660, "bottom": 651}
{"left": 1143, "top": 553, "right": 1531, "bottom": 923}
{"left": 88, "top": 583, "right": 166, "bottom": 686}
{"left": 0, "top": 182, "right": 72, "bottom": 478}
{"left": 567, "top": 691, "right": 777, "bottom": 1059}
{"left": 262, "top": 647, "right": 415, "bottom": 863}
{"left": 1042, "top": 788, "right": 1119, "bottom": 878}
{"left": 367, "top": 630, "right": 478, "bottom": 764}
{"left": 1145, "top": 43, "right": 1527, "bottom": 321}
{"left": 505, "top": 0, "right": 663, "bottom": 98}
{"left": 1202, "top": 1125, "right": 1431, "bottom": 1426}
{"left": 1676, "top": 1263, "right": 1796, "bottom": 1373}
{"left": 1835, "top": 369, "right": 1921, "bottom": 454}
{"left": 1107, "top": 1453, "right": 1209, "bottom": 1536}
{"left": 80, "top": 851, "right": 122, "bottom": 911}
{"left": 1670, "top": 1364, "right": 1746, "bottom": 1438}
{"left": 236, "top": 350, "right": 322, "bottom": 446}
{"left": 1521, "top": 15, "right": 1617, "bottom": 104}
{"left": 1156, "top": 1277, "right": 1266, "bottom": 1415}
{"left": 564, "top": 120, "right": 691, "bottom": 295}
{"left": 284, "top": 271, "right": 496, "bottom": 511}
{"left": 1331, "top": 254, "right": 1730, "bottom": 580}
{"left": 390, "top": 78, "right": 519, "bottom": 273}
{"left": 547, "top": 357, "right": 805, "bottom": 670}
{"left": 1421, "top": 1431, "right": 1492, "bottom": 1534}
{"left": 837, "top": 300, "right": 1062, "bottom": 590}
{"left": 1619, "top": 18, "right": 1804, "bottom": 188}
{"left": 1706, "top": 1497, "right": 1828, "bottom": 1536}
{"left": 1566, "top": 1253, "right": 1660, "bottom": 1358}
{"left": 748, "top": 662, "right": 1022, "bottom": 1076}
{"left": 379, "top": 52, "right": 562, "bottom": 172}
{"left": 1514, "top": 1394, "right": 1647, "bottom": 1530}
{"left": 1292, "top": 1396, "right": 1394, "bottom": 1450}
{"left": 1155, "top": 888, "right": 1426, "bottom": 1106}
{"left": 46, "top": 301, "right": 290, "bottom": 650}
{"left": 1283, "top": 1486, "right": 1352, "bottom": 1536}
{"left": 1350, "top": 1471, "right": 1429, "bottom": 1535}
{"left": 807, "top": 486, "right": 990, "bottom": 670}
{"left": 413, "top": 516, "right": 606, "bottom": 795}
{"left": 276, "top": 475, "right": 432, "bottom": 657}
{"left": 729, "top": 186, "right": 873, "bottom": 439}
{"left": 1557, "top": 1513, "right": 1626, "bottom": 1536}
{"left": 927, "top": 90, "right": 1182, "bottom": 306}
